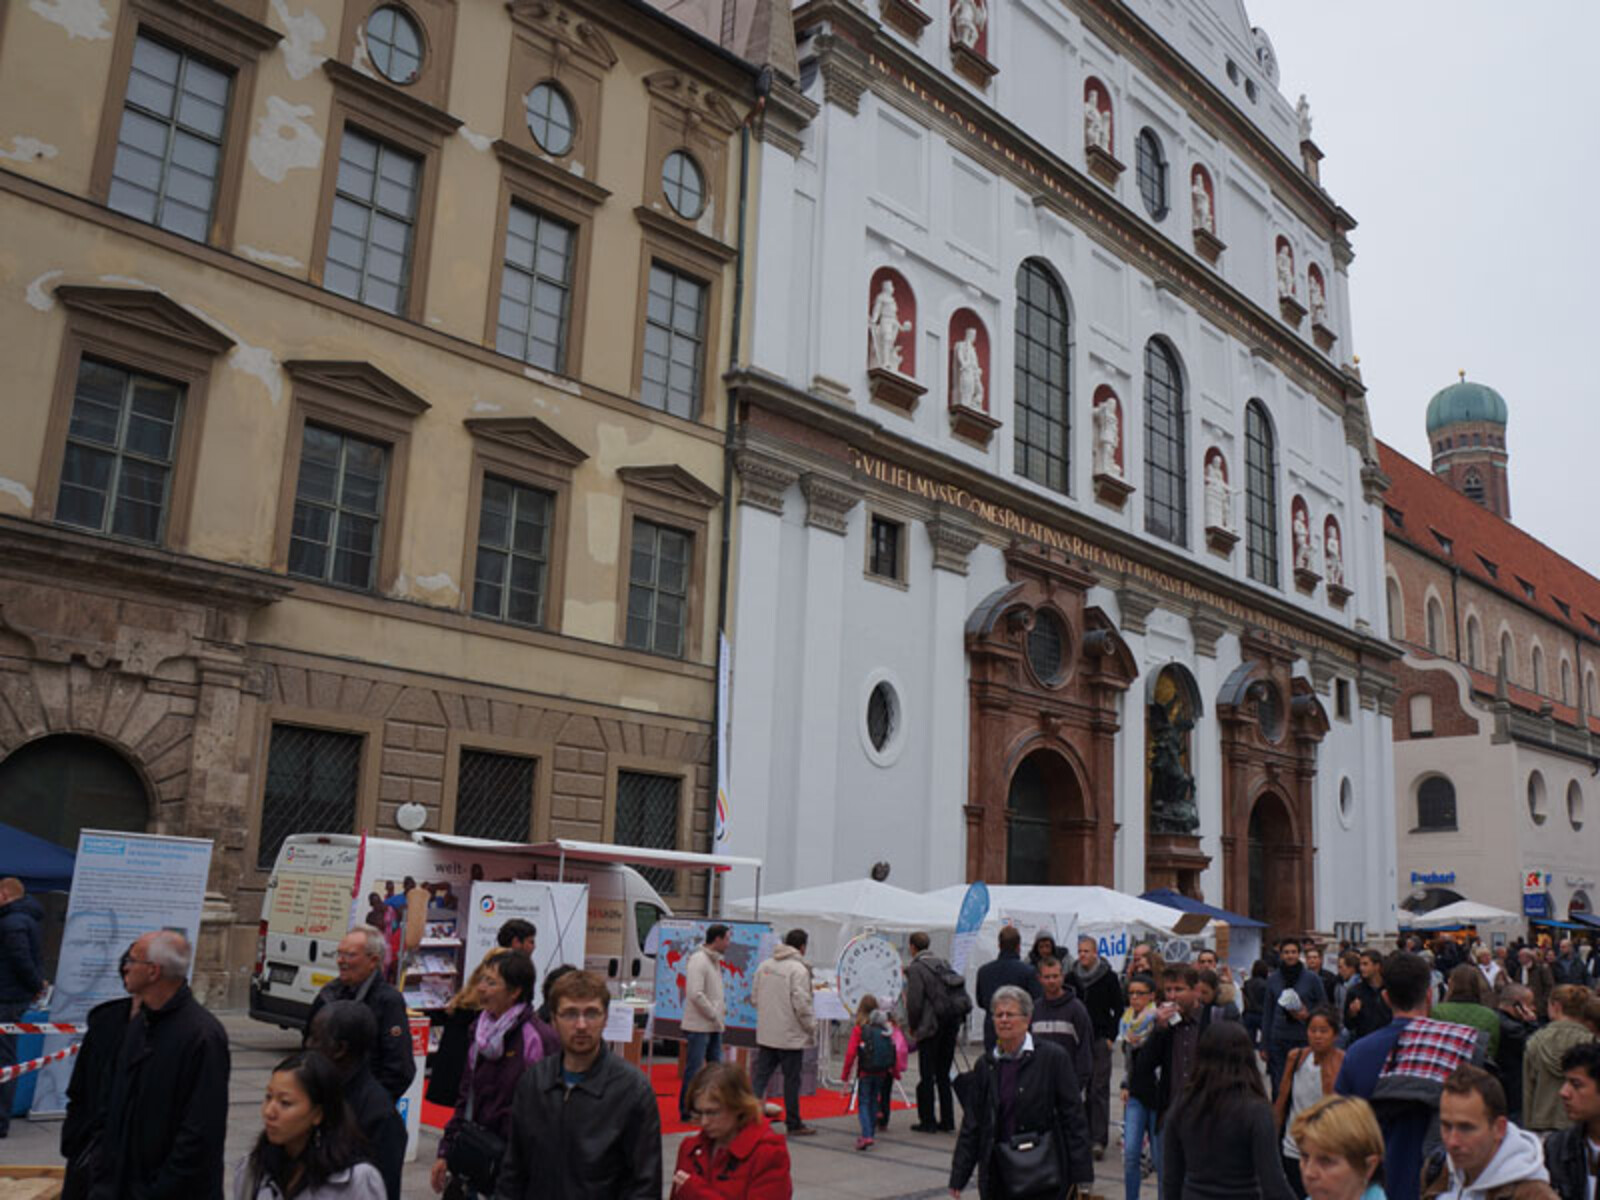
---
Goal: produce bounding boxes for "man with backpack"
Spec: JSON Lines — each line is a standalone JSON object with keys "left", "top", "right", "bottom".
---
{"left": 905, "top": 930, "right": 970, "bottom": 1133}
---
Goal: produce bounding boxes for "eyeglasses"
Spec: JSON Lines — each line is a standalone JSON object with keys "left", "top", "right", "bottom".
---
{"left": 555, "top": 1006, "right": 607, "bottom": 1025}
{"left": 692, "top": 1105, "right": 726, "bottom": 1121}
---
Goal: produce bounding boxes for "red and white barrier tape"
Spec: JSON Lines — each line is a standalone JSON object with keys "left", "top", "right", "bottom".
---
{"left": 1, "top": 1021, "right": 88, "bottom": 1035}
{"left": 0, "top": 1042, "right": 81, "bottom": 1083}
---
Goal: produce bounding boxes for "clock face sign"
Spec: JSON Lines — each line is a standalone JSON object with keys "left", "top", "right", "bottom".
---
{"left": 836, "top": 934, "right": 904, "bottom": 1015}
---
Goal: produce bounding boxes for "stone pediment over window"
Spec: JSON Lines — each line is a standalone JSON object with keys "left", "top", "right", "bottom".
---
{"left": 508, "top": 0, "right": 619, "bottom": 69}
{"left": 323, "top": 61, "right": 463, "bottom": 146}
{"left": 282, "top": 360, "right": 429, "bottom": 418}
{"left": 642, "top": 71, "right": 743, "bottom": 135}
{"left": 616, "top": 464, "right": 720, "bottom": 510}
{"left": 55, "top": 286, "right": 235, "bottom": 356}
{"left": 464, "top": 416, "right": 588, "bottom": 470}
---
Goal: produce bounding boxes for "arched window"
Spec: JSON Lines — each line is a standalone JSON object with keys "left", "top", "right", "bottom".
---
{"left": 1386, "top": 577, "right": 1404, "bottom": 639}
{"left": 1465, "top": 615, "right": 1482, "bottom": 669}
{"left": 1013, "top": 259, "right": 1070, "bottom": 494}
{"left": 1143, "top": 339, "right": 1186, "bottom": 546}
{"left": 1426, "top": 597, "right": 1445, "bottom": 654}
{"left": 1529, "top": 771, "right": 1548, "bottom": 824}
{"left": 1532, "top": 645, "right": 1546, "bottom": 695}
{"left": 1560, "top": 659, "right": 1572, "bottom": 704}
{"left": 1569, "top": 780, "right": 1585, "bottom": 831}
{"left": 1500, "top": 631, "right": 1514, "bottom": 679}
{"left": 1136, "top": 128, "right": 1168, "bottom": 220}
{"left": 1462, "top": 469, "right": 1485, "bottom": 506}
{"left": 1417, "top": 776, "right": 1456, "bottom": 831}
{"left": 1245, "top": 400, "right": 1278, "bottom": 586}
{"left": 1587, "top": 669, "right": 1597, "bottom": 712}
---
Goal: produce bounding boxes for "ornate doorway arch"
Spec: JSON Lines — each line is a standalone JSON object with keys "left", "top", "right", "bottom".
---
{"left": 1246, "top": 790, "right": 1297, "bottom": 931}
{"left": 1006, "top": 747, "right": 1091, "bottom": 884}
{"left": 0, "top": 733, "right": 151, "bottom": 848}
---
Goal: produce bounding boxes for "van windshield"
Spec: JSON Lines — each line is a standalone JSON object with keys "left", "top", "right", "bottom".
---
{"left": 635, "top": 902, "right": 663, "bottom": 957}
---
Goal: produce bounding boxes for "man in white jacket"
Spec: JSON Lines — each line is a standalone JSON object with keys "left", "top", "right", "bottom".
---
{"left": 1422, "top": 1064, "right": 1558, "bottom": 1199}
{"left": 678, "top": 923, "right": 730, "bottom": 1121}
{"left": 750, "top": 928, "right": 818, "bottom": 1136}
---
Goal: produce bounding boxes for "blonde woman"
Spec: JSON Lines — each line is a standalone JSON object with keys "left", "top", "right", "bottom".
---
{"left": 1290, "top": 1094, "right": 1386, "bottom": 1200}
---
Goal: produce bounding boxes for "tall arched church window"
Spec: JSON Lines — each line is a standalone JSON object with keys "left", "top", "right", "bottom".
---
{"left": 1426, "top": 598, "right": 1445, "bottom": 654}
{"left": 1588, "top": 669, "right": 1598, "bottom": 712}
{"left": 1532, "top": 645, "right": 1546, "bottom": 695}
{"left": 1143, "top": 339, "right": 1186, "bottom": 546}
{"left": 1244, "top": 400, "right": 1278, "bottom": 587}
{"left": 1500, "top": 631, "right": 1514, "bottom": 680}
{"left": 1013, "top": 259, "right": 1070, "bottom": 494}
{"left": 1136, "top": 128, "right": 1168, "bottom": 220}
{"left": 1466, "top": 616, "right": 1482, "bottom": 669}
{"left": 1561, "top": 659, "right": 1572, "bottom": 704}
{"left": 1462, "top": 469, "right": 1485, "bottom": 506}
{"left": 1386, "top": 577, "right": 1404, "bottom": 640}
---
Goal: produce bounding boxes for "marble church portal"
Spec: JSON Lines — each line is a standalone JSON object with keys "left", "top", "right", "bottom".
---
{"left": 720, "top": 0, "right": 1399, "bottom": 944}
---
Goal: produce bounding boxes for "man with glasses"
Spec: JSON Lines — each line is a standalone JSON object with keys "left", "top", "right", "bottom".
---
{"left": 304, "top": 926, "right": 414, "bottom": 1100}
{"left": 92, "top": 929, "right": 230, "bottom": 1199}
{"left": 495, "top": 968, "right": 662, "bottom": 1199}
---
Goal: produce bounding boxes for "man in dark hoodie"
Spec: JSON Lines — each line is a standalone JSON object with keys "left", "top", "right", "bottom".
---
{"left": 1030, "top": 956, "right": 1093, "bottom": 1092}
{"left": 1072, "top": 934, "right": 1124, "bottom": 1159}
{"left": 1261, "top": 936, "right": 1326, "bottom": 1098}
{"left": 0, "top": 876, "right": 45, "bottom": 1139}
{"left": 975, "top": 925, "right": 1040, "bottom": 1052}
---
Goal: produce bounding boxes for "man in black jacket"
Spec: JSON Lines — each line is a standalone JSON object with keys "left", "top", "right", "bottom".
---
{"left": 1544, "top": 1041, "right": 1600, "bottom": 1200}
{"left": 304, "top": 927, "right": 415, "bottom": 1100}
{"left": 61, "top": 946, "right": 137, "bottom": 1193}
{"left": 0, "top": 877, "right": 45, "bottom": 1139}
{"left": 93, "top": 930, "right": 230, "bottom": 1200}
{"left": 948, "top": 985, "right": 1093, "bottom": 1199}
{"left": 1071, "top": 934, "right": 1123, "bottom": 1159}
{"left": 1495, "top": 984, "right": 1538, "bottom": 1125}
{"left": 1262, "top": 939, "right": 1326, "bottom": 1097}
{"left": 975, "top": 926, "right": 1041, "bottom": 1053}
{"left": 496, "top": 969, "right": 660, "bottom": 1200}
{"left": 904, "top": 931, "right": 963, "bottom": 1133}
{"left": 1344, "top": 948, "right": 1393, "bottom": 1044}
{"left": 308, "top": 1000, "right": 406, "bottom": 1200}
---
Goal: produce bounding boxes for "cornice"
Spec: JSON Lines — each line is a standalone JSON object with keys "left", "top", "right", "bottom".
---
{"left": 323, "top": 61, "right": 463, "bottom": 143}
{"left": 633, "top": 205, "right": 738, "bottom": 264}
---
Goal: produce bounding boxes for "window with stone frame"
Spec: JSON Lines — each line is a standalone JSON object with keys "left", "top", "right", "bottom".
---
{"left": 626, "top": 518, "right": 692, "bottom": 658}
{"left": 1013, "top": 259, "right": 1071, "bottom": 494}
{"left": 471, "top": 475, "right": 553, "bottom": 628}
{"left": 288, "top": 425, "right": 389, "bottom": 591}
{"left": 1143, "top": 339, "right": 1187, "bottom": 546}
{"left": 614, "top": 769, "right": 681, "bottom": 894}
{"left": 494, "top": 202, "right": 576, "bottom": 372}
{"left": 1244, "top": 400, "right": 1279, "bottom": 587}
{"left": 258, "top": 724, "right": 362, "bottom": 868}
{"left": 867, "top": 514, "right": 905, "bottom": 583}
{"left": 323, "top": 127, "right": 421, "bottom": 316}
{"left": 1416, "top": 775, "right": 1456, "bottom": 832}
{"left": 455, "top": 747, "right": 536, "bottom": 843}
{"left": 1135, "top": 127, "right": 1168, "bottom": 221}
{"left": 640, "top": 263, "right": 707, "bottom": 420}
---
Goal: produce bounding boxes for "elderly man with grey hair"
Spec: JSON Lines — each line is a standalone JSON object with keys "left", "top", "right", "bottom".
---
{"left": 948, "top": 984, "right": 1094, "bottom": 1199}
{"left": 92, "top": 929, "right": 231, "bottom": 1198}
{"left": 304, "top": 926, "right": 415, "bottom": 1099}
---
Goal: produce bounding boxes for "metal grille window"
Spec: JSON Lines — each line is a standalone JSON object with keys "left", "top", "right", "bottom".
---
{"left": 56, "top": 358, "right": 182, "bottom": 544}
{"left": 1136, "top": 128, "right": 1167, "bottom": 220}
{"left": 258, "top": 724, "right": 362, "bottom": 868}
{"left": 288, "top": 425, "right": 388, "bottom": 590}
{"left": 615, "top": 770, "right": 680, "bottom": 893}
{"left": 1013, "top": 259, "right": 1070, "bottom": 494}
{"left": 1143, "top": 339, "right": 1187, "bottom": 546}
{"left": 1026, "top": 609, "right": 1065, "bottom": 685}
{"left": 868, "top": 516, "right": 902, "bottom": 581}
{"left": 456, "top": 748, "right": 535, "bottom": 842}
{"left": 325, "top": 128, "right": 419, "bottom": 315}
{"left": 866, "top": 682, "right": 898, "bottom": 752}
{"left": 626, "top": 519, "right": 691, "bottom": 658}
{"left": 1245, "top": 400, "right": 1279, "bottom": 587}
{"left": 495, "top": 203, "right": 574, "bottom": 372}
{"left": 641, "top": 263, "right": 706, "bottom": 420}
{"left": 108, "top": 34, "right": 231, "bottom": 243}
{"left": 472, "top": 476, "right": 551, "bottom": 627}
{"left": 1417, "top": 776, "right": 1456, "bottom": 832}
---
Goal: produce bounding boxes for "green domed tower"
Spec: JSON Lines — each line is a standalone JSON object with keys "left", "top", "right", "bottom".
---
{"left": 1426, "top": 373, "right": 1510, "bottom": 519}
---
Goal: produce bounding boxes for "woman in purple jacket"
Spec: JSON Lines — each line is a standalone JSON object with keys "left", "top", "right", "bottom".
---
{"left": 431, "top": 950, "right": 558, "bottom": 1198}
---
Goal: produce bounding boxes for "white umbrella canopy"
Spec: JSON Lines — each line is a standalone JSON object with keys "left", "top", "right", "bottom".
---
{"left": 725, "top": 878, "right": 962, "bottom": 963}
{"left": 1408, "top": 899, "right": 1522, "bottom": 929}
{"left": 920, "top": 883, "right": 1201, "bottom": 936}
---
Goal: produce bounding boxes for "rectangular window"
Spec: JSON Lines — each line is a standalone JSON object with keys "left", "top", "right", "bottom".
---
{"left": 495, "top": 203, "right": 575, "bottom": 372}
{"left": 56, "top": 357, "right": 183, "bottom": 544}
{"left": 1245, "top": 403, "right": 1279, "bottom": 588}
{"left": 456, "top": 748, "right": 536, "bottom": 843}
{"left": 324, "top": 128, "right": 420, "bottom": 315}
{"left": 288, "top": 425, "right": 388, "bottom": 590}
{"left": 625, "top": 519, "right": 691, "bottom": 658}
{"left": 472, "top": 476, "right": 552, "bottom": 628}
{"left": 868, "top": 515, "right": 903, "bottom": 582}
{"left": 615, "top": 769, "right": 680, "bottom": 894}
{"left": 108, "top": 33, "right": 232, "bottom": 243}
{"left": 1335, "top": 678, "right": 1351, "bottom": 721}
{"left": 258, "top": 724, "right": 362, "bottom": 868}
{"left": 640, "top": 263, "right": 706, "bottom": 420}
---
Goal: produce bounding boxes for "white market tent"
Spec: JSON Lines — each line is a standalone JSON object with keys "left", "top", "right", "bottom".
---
{"left": 1406, "top": 899, "right": 1523, "bottom": 930}
{"left": 921, "top": 883, "right": 1203, "bottom": 938}
{"left": 725, "top": 879, "right": 954, "bottom": 962}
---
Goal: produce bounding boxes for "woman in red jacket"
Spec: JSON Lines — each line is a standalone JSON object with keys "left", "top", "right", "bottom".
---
{"left": 672, "top": 1062, "right": 793, "bottom": 1199}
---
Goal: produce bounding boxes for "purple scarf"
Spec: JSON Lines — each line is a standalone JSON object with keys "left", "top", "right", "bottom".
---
{"left": 472, "top": 1003, "right": 528, "bottom": 1067}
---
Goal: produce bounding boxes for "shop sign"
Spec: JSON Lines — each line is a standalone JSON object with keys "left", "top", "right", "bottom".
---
{"left": 1524, "top": 870, "right": 1552, "bottom": 895}
{"left": 1410, "top": 871, "right": 1456, "bottom": 886}
{"left": 1524, "top": 892, "right": 1552, "bottom": 918}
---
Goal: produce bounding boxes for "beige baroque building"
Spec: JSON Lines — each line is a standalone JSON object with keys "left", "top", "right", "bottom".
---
{"left": 0, "top": 0, "right": 766, "bottom": 1003}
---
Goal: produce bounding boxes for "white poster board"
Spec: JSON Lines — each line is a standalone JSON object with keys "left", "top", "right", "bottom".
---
{"left": 464, "top": 880, "right": 588, "bottom": 988}
{"left": 32, "top": 830, "right": 213, "bottom": 1113}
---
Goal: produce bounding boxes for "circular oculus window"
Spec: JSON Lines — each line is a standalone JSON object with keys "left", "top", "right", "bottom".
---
{"left": 525, "top": 82, "right": 574, "bottom": 156}
{"left": 1026, "top": 609, "right": 1067, "bottom": 686}
{"left": 661, "top": 150, "right": 705, "bottom": 220}
{"left": 365, "top": 6, "right": 424, "bottom": 85}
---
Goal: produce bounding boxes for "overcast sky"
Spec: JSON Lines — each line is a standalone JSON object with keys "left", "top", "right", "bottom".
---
{"left": 1243, "top": 1, "right": 1600, "bottom": 577}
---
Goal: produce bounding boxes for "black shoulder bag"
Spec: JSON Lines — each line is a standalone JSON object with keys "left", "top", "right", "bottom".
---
{"left": 989, "top": 1054, "right": 1067, "bottom": 1200}
{"left": 444, "top": 1027, "right": 516, "bottom": 1194}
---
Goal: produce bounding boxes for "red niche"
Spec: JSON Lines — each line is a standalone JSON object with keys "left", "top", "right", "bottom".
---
{"left": 1323, "top": 514, "right": 1342, "bottom": 554}
{"left": 1189, "top": 165, "right": 1215, "bottom": 231}
{"left": 949, "top": 0, "right": 988, "bottom": 59}
{"left": 1204, "top": 446, "right": 1228, "bottom": 479}
{"left": 1092, "top": 384, "right": 1123, "bottom": 471}
{"left": 948, "top": 309, "right": 991, "bottom": 411}
{"left": 1084, "top": 78, "right": 1113, "bottom": 151}
{"left": 867, "top": 267, "right": 917, "bottom": 377}
{"left": 1306, "top": 263, "right": 1327, "bottom": 315}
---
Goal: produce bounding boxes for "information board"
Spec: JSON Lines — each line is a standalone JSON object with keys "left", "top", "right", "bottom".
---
{"left": 651, "top": 918, "right": 774, "bottom": 1044}
{"left": 464, "top": 880, "right": 589, "bottom": 991}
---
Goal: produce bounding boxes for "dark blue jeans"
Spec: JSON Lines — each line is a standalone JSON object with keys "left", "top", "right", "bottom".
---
{"left": 0, "top": 1000, "right": 27, "bottom": 1133}
{"left": 679, "top": 1030, "right": 723, "bottom": 1118}
{"left": 857, "top": 1074, "right": 884, "bottom": 1140}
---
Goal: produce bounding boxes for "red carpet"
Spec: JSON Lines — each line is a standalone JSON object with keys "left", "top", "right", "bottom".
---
{"left": 422, "top": 1063, "right": 911, "bottom": 1136}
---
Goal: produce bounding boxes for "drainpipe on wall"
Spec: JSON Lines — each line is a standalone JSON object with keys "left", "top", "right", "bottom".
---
{"left": 1449, "top": 566, "right": 1462, "bottom": 665}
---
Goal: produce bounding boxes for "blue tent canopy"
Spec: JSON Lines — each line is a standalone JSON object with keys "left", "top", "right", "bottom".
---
{"left": 0, "top": 822, "right": 76, "bottom": 892}
{"left": 1139, "top": 887, "right": 1267, "bottom": 929}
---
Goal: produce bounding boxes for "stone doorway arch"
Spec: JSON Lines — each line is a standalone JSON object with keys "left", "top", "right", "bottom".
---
{"left": 0, "top": 733, "right": 152, "bottom": 849}
{"left": 1006, "top": 747, "right": 1091, "bottom": 885}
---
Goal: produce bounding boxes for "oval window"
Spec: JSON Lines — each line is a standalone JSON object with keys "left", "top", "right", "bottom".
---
{"left": 662, "top": 150, "right": 705, "bottom": 220}
{"left": 1026, "top": 609, "right": 1066, "bottom": 686}
{"left": 525, "top": 82, "right": 575, "bottom": 156}
{"left": 365, "top": 6, "right": 424, "bottom": 85}
{"left": 867, "top": 681, "right": 898, "bottom": 753}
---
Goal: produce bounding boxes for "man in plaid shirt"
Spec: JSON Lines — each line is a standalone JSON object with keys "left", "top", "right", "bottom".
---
{"left": 1336, "top": 952, "right": 1488, "bottom": 1200}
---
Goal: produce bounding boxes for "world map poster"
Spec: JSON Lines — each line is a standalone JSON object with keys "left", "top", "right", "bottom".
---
{"left": 652, "top": 918, "right": 775, "bottom": 1045}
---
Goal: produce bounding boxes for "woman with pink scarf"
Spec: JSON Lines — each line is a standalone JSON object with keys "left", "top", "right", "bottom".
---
{"left": 431, "top": 951, "right": 558, "bottom": 1199}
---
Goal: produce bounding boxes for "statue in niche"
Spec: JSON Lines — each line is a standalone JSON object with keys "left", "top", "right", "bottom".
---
{"left": 955, "top": 326, "right": 984, "bottom": 408}
{"left": 1293, "top": 504, "right": 1316, "bottom": 572}
{"left": 1296, "top": 94, "right": 1313, "bottom": 142}
{"left": 1093, "top": 392, "right": 1121, "bottom": 478}
{"left": 951, "top": 0, "right": 986, "bottom": 50}
{"left": 1148, "top": 696, "right": 1198, "bottom": 836}
{"left": 1325, "top": 523, "right": 1344, "bottom": 587}
{"left": 1084, "top": 92, "right": 1110, "bottom": 153}
{"left": 1308, "top": 270, "right": 1328, "bottom": 326}
{"left": 867, "top": 279, "right": 912, "bottom": 374}
{"left": 1204, "top": 455, "right": 1232, "bottom": 529}
{"left": 1276, "top": 242, "right": 1296, "bottom": 299}
{"left": 1191, "top": 173, "right": 1214, "bottom": 234}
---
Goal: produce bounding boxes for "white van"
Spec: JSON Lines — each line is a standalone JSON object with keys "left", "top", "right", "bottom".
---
{"left": 249, "top": 832, "right": 671, "bottom": 1030}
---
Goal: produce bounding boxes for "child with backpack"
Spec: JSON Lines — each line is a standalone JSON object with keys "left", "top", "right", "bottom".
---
{"left": 842, "top": 994, "right": 898, "bottom": 1150}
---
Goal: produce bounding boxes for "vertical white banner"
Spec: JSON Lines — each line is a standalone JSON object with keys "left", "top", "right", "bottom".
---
{"left": 715, "top": 632, "right": 731, "bottom": 850}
